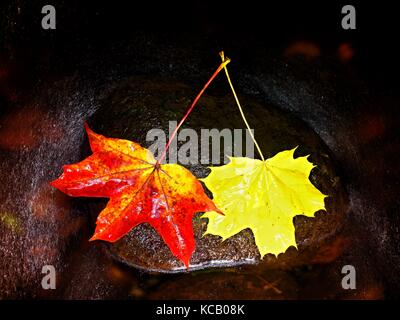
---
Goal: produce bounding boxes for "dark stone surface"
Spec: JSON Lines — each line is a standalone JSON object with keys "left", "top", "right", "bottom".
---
{"left": 88, "top": 77, "right": 348, "bottom": 272}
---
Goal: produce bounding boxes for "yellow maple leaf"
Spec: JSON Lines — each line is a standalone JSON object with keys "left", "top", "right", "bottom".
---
{"left": 201, "top": 52, "right": 327, "bottom": 257}
{"left": 201, "top": 149, "right": 327, "bottom": 257}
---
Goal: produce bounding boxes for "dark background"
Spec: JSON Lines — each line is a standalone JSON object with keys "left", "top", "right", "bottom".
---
{"left": 1, "top": 0, "right": 399, "bottom": 96}
{"left": 0, "top": 0, "right": 399, "bottom": 299}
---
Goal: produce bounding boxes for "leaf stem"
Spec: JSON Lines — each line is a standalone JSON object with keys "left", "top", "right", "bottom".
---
{"left": 157, "top": 58, "right": 231, "bottom": 164}
{"left": 219, "top": 51, "right": 265, "bottom": 161}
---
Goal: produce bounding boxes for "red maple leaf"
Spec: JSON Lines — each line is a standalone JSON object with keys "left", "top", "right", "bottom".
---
{"left": 51, "top": 125, "right": 220, "bottom": 266}
{"left": 50, "top": 56, "right": 230, "bottom": 267}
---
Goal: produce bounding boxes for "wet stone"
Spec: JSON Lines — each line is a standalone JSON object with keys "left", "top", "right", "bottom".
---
{"left": 87, "top": 77, "right": 349, "bottom": 273}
